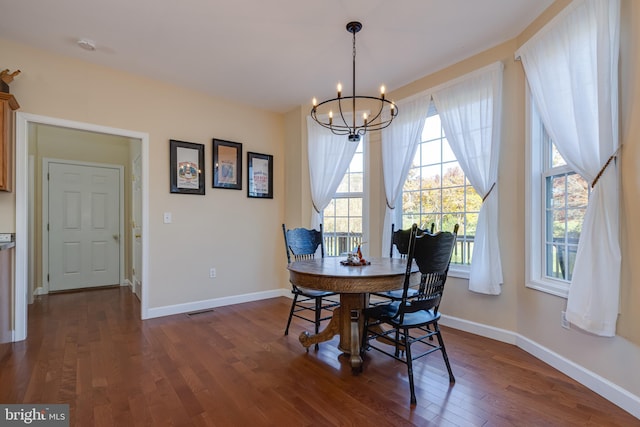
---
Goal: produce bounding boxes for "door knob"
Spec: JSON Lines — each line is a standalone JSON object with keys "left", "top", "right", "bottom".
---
{"left": 113, "top": 234, "right": 119, "bottom": 241}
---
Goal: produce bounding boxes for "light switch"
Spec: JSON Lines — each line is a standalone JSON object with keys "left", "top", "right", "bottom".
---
{"left": 163, "top": 212, "right": 172, "bottom": 224}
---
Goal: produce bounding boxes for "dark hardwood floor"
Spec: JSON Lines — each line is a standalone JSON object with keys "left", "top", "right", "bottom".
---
{"left": 0, "top": 287, "right": 637, "bottom": 426}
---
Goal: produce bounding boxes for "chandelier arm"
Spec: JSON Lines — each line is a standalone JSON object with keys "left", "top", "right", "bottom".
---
{"left": 365, "top": 103, "right": 386, "bottom": 125}
{"left": 337, "top": 98, "right": 352, "bottom": 133}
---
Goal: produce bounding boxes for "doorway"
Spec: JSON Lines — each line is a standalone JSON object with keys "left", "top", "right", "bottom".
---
{"left": 14, "top": 113, "right": 150, "bottom": 341}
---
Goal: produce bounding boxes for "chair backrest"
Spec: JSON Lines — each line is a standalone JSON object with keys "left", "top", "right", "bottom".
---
{"left": 390, "top": 222, "right": 435, "bottom": 258}
{"left": 397, "top": 223, "right": 458, "bottom": 322}
{"left": 282, "top": 224, "right": 324, "bottom": 263}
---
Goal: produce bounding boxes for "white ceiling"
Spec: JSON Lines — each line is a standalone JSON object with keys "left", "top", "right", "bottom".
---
{"left": 0, "top": 0, "right": 554, "bottom": 113}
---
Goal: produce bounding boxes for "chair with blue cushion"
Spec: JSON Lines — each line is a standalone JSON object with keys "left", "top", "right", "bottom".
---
{"left": 361, "top": 223, "right": 458, "bottom": 404}
{"left": 282, "top": 224, "right": 339, "bottom": 348}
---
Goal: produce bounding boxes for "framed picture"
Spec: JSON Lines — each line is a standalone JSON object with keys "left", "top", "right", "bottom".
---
{"left": 247, "top": 152, "right": 273, "bottom": 199}
{"left": 169, "top": 139, "right": 205, "bottom": 195}
{"left": 212, "top": 139, "right": 242, "bottom": 190}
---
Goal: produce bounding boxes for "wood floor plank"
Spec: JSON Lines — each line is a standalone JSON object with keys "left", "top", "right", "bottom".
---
{"left": 0, "top": 287, "right": 638, "bottom": 426}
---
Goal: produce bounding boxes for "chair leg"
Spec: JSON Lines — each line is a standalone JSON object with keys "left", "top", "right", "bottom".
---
{"left": 314, "top": 297, "right": 322, "bottom": 335}
{"left": 434, "top": 324, "right": 455, "bottom": 383}
{"left": 403, "top": 328, "right": 417, "bottom": 405}
{"left": 284, "top": 294, "right": 299, "bottom": 335}
{"left": 314, "top": 297, "right": 322, "bottom": 350}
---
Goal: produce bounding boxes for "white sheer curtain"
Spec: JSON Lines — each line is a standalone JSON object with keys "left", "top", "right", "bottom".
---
{"left": 432, "top": 62, "right": 504, "bottom": 295}
{"left": 516, "top": 0, "right": 620, "bottom": 336}
{"left": 381, "top": 94, "right": 431, "bottom": 257}
{"left": 307, "top": 116, "right": 359, "bottom": 228}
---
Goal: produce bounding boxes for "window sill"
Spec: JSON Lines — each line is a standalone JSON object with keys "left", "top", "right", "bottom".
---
{"left": 526, "top": 279, "right": 569, "bottom": 299}
{"left": 448, "top": 266, "right": 470, "bottom": 280}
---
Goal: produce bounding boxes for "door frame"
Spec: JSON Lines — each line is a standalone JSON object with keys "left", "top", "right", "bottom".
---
{"left": 131, "top": 151, "right": 142, "bottom": 299}
{"left": 14, "top": 112, "right": 150, "bottom": 341}
{"left": 41, "top": 158, "right": 125, "bottom": 294}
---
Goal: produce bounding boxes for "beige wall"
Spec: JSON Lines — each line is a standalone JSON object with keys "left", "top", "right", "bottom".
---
{"left": 0, "top": 36, "right": 286, "bottom": 310}
{"left": 618, "top": 0, "right": 640, "bottom": 344}
{"left": 284, "top": 0, "right": 640, "bottom": 399}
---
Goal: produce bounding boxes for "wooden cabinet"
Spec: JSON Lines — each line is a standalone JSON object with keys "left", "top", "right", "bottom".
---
{"left": 0, "top": 93, "right": 19, "bottom": 192}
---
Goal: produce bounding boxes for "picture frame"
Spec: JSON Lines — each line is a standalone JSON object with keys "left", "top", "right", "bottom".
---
{"left": 212, "top": 139, "right": 242, "bottom": 190}
{"left": 169, "top": 139, "right": 205, "bottom": 195}
{"left": 247, "top": 152, "right": 273, "bottom": 199}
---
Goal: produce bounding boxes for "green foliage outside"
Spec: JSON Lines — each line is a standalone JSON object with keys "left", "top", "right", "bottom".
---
{"left": 401, "top": 163, "right": 481, "bottom": 264}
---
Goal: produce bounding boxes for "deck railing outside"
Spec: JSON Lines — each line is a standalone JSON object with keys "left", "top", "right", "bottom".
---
{"left": 324, "top": 232, "right": 577, "bottom": 279}
{"left": 324, "top": 232, "right": 363, "bottom": 257}
{"left": 324, "top": 231, "right": 475, "bottom": 265}
{"left": 452, "top": 236, "right": 474, "bottom": 265}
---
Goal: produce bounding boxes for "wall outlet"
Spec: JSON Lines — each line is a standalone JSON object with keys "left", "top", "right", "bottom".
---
{"left": 209, "top": 268, "right": 216, "bottom": 278}
{"left": 561, "top": 311, "right": 570, "bottom": 329}
{"left": 163, "top": 212, "right": 172, "bottom": 224}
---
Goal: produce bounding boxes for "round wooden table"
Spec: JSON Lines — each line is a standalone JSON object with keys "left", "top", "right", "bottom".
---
{"left": 287, "top": 257, "right": 418, "bottom": 370}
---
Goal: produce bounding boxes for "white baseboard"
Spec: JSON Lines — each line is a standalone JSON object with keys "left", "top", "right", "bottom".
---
{"left": 440, "top": 314, "right": 518, "bottom": 344}
{"left": 440, "top": 314, "right": 640, "bottom": 420}
{"left": 146, "top": 288, "right": 288, "bottom": 319}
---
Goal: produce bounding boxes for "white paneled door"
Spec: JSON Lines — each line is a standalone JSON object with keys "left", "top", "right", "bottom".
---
{"left": 48, "top": 162, "right": 120, "bottom": 291}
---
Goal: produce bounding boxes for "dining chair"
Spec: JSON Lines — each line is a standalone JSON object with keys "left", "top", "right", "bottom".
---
{"left": 370, "top": 222, "right": 435, "bottom": 304}
{"left": 282, "top": 224, "right": 339, "bottom": 347}
{"left": 361, "top": 223, "right": 458, "bottom": 405}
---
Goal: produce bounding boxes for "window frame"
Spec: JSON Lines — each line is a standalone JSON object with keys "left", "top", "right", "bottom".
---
{"left": 322, "top": 137, "right": 368, "bottom": 257}
{"left": 526, "top": 93, "right": 577, "bottom": 298}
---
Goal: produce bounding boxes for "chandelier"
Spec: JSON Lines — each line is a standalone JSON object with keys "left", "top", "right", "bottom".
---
{"left": 310, "top": 21, "right": 398, "bottom": 142}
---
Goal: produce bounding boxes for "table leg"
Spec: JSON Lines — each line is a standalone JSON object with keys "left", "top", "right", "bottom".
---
{"left": 299, "top": 308, "right": 341, "bottom": 349}
{"left": 349, "top": 309, "right": 362, "bottom": 372}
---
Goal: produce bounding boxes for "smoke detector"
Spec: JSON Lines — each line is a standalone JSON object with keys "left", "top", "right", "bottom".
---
{"left": 77, "top": 38, "right": 96, "bottom": 51}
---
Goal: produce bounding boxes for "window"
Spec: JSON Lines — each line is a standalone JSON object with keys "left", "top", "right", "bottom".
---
{"left": 398, "top": 112, "right": 481, "bottom": 270}
{"left": 528, "top": 100, "right": 589, "bottom": 296}
{"left": 323, "top": 140, "right": 364, "bottom": 256}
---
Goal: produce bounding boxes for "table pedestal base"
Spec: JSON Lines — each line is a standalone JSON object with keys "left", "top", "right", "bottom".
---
{"left": 299, "top": 293, "right": 367, "bottom": 371}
